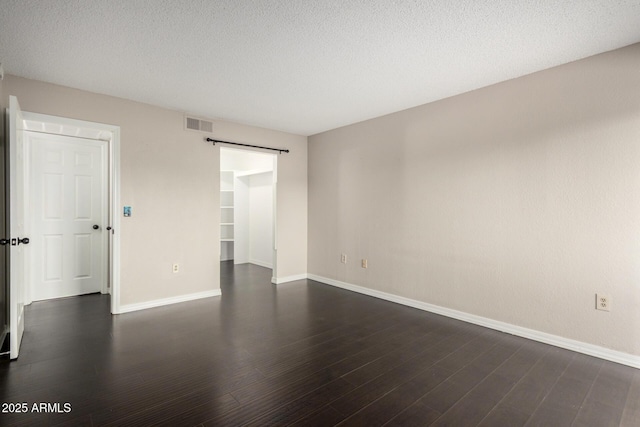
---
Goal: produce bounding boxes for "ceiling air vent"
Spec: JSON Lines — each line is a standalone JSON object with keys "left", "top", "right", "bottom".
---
{"left": 184, "top": 115, "right": 214, "bottom": 133}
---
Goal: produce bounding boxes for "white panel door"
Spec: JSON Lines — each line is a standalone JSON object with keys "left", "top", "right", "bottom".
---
{"left": 8, "top": 96, "right": 28, "bottom": 359}
{"left": 29, "top": 133, "right": 106, "bottom": 301}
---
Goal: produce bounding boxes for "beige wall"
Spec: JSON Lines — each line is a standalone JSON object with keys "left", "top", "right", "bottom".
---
{"left": 308, "top": 43, "right": 640, "bottom": 356}
{"left": 4, "top": 75, "right": 307, "bottom": 307}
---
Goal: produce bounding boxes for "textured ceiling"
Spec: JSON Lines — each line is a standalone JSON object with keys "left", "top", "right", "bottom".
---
{"left": 1, "top": 1, "right": 640, "bottom": 136}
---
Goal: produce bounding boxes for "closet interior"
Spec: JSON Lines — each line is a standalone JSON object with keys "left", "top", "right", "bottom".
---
{"left": 220, "top": 148, "right": 276, "bottom": 271}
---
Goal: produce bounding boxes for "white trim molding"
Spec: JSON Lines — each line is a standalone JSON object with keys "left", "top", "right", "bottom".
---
{"left": 308, "top": 274, "right": 640, "bottom": 370}
{"left": 272, "top": 273, "right": 308, "bottom": 285}
{"left": 21, "top": 111, "right": 122, "bottom": 315}
{"left": 249, "top": 259, "right": 273, "bottom": 269}
{"left": 117, "top": 289, "right": 221, "bottom": 314}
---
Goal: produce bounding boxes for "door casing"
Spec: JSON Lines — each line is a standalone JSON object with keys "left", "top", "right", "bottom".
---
{"left": 20, "top": 111, "right": 121, "bottom": 314}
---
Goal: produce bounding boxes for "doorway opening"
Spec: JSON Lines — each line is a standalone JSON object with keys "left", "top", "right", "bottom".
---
{"left": 7, "top": 98, "right": 120, "bottom": 360}
{"left": 220, "top": 147, "right": 277, "bottom": 283}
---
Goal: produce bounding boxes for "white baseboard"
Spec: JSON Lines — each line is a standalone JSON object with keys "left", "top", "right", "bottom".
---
{"left": 249, "top": 259, "right": 273, "bottom": 269}
{"left": 307, "top": 274, "right": 640, "bottom": 370}
{"left": 117, "top": 289, "right": 222, "bottom": 314}
{"left": 272, "top": 273, "right": 308, "bottom": 285}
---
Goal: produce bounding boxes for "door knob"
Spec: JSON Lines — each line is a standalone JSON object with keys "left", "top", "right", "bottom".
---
{"left": 17, "top": 237, "right": 29, "bottom": 245}
{"left": 93, "top": 225, "right": 100, "bottom": 230}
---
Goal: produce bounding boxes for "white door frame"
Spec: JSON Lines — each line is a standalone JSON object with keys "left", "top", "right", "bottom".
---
{"left": 218, "top": 147, "right": 278, "bottom": 280}
{"left": 20, "top": 111, "right": 121, "bottom": 314}
{"left": 271, "top": 154, "right": 278, "bottom": 282}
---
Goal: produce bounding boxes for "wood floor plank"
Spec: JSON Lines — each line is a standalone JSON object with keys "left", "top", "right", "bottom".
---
{"left": 337, "top": 327, "right": 459, "bottom": 388}
{"left": 51, "top": 415, "right": 94, "bottom": 427}
{"left": 100, "top": 391, "right": 240, "bottom": 427}
{"left": 427, "top": 342, "right": 527, "bottom": 426}
{"left": 291, "top": 405, "right": 346, "bottom": 426}
{"left": 373, "top": 334, "right": 504, "bottom": 425}
{"left": 0, "top": 390, "right": 55, "bottom": 427}
{"left": 1, "top": 262, "right": 638, "bottom": 427}
{"left": 89, "top": 367, "right": 260, "bottom": 425}
{"left": 45, "top": 374, "right": 147, "bottom": 425}
{"left": 255, "top": 321, "right": 417, "bottom": 380}
{"left": 243, "top": 378, "right": 356, "bottom": 426}
{"left": 620, "top": 370, "right": 640, "bottom": 427}
{"left": 231, "top": 325, "right": 432, "bottom": 405}
{"left": 336, "top": 365, "right": 453, "bottom": 427}
{"left": 572, "top": 360, "right": 634, "bottom": 427}
{"left": 572, "top": 400, "right": 627, "bottom": 427}
{"left": 332, "top": 330, "right": 494, "bottom": 423}
{"left": 484, "top": 346, "right": 574, "bottom": 418}
{"left": 476, "top": 404, "right": 531, "bottom": 427}
{"left": 383, "top": 399, "right": 443, "bottom": 427}
{"left": 409, "top": 340, "right": 547, "bottom": 426}
{"left": 249, "top": 310, "right": 405, "bottom": 364}
{"left": 202, "top": 360, "right": 367, "bottom": 425}
{"left": 524, "top": 354, "right": 602, "bottom": 426}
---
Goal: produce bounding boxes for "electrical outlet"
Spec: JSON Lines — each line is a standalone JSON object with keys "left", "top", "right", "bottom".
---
{"left": 173, "top": 263, "right": 179, "bottom": 273}
{"left": 341, "top": 254, "right": 347, "bottom": 264}
{"left": 596, "top": 294, "right": 610, "bottom": 311}
{"left": 361, "top": 259, "right": 368, "bottom": 268}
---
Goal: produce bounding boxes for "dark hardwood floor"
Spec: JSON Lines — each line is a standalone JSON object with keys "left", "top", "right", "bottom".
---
{"left": 1, "top": 261, "right": 639, "bottom": 426}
